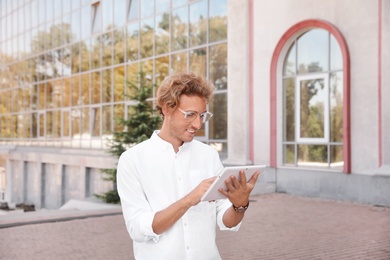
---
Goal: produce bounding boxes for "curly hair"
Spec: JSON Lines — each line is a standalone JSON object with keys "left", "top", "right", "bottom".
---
{"left": 156, "top": 72, "right": 215, "bottom": 116}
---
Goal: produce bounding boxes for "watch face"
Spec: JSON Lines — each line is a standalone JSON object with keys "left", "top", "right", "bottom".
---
{"left": 235, "top": 207, "right": 247, "bottom": 213}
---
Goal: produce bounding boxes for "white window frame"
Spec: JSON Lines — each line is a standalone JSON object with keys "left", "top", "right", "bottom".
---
{"left": 295, "top": 73, "right": 329, "bottom": 144}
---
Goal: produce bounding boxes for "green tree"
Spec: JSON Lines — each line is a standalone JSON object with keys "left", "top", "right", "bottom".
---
{"left": 96, "top": 72, "right": 162, "bottom": 203}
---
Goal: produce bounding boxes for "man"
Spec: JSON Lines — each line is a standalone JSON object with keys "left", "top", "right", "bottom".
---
{"left": 117, "top": 72, "right": 260, "bottom": 259}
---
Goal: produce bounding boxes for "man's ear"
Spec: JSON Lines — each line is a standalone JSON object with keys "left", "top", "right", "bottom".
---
{"left": 162, "top": 105, "right": 171, "bottom": 117}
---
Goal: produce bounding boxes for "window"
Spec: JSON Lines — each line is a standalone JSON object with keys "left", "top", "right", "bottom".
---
{"left": 91, "top": 2, "right": 102, "bottom": 34}
{"left": 282, "top": 29, "right": 343, "bottom": 169}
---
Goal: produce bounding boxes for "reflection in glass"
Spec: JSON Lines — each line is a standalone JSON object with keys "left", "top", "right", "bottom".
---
{"left": 298, "top": 144, "right": 327, "bottom": 166}
{"left": 156, "top": 0, "right": 170, "bottom": 14}
{"left": 114, "top": 66, "right": 125, "bottom": 102}
{"left": 102, "top": 32, "right": 113, "bottom": 67}
{"left": 283, "top": 43, "right": 296, "bottom": 76}
{"left": 81, "top": 73, "right": 90, "bottom": 105}
{"left": 140, "top": 18, "right": 154, "bottom": 58}
{"left": 283, "top": 144, "right": 295, "bottom": 165}
{"left": 81, "top": 107, "right": 90, "bottom": 136}
{"left": 330, "top": 72, "right": 343, "bottom": 142}
{"left": 297, "top": 29, "right": 328, "bottom": 74}
{"left": 155, "top": 56, "right": 170, "bottom": 88}
{"left": 330, "top": 145, "right": 343, "bottom": 168}
{"left": 102, "top": 105, "right": 112, "bottom": 134}
{"left": 113, "top": 27, "right": 125, "bottom": 65}
{"left": 102, "top": 69, "right": 112, "bottom": 103}
{"left": 190, "top": 48, "right": 206, "bottom": 77}
{"left": 209, "top": 93, "right": 227, "bottom": 139}
{"left": 92, "top": 72, "right": 101, "bottom": 104}
{"left": 209, "top": 0, "right": 227, "bottom": 43}
{"left": 63, "top": 110, "right": 70, "bottom": 137}
{"left": 141, "top": 0, "right": 154, "bottom": 19}
{"left": 330, "top": 35, "right": 342, "bottom": 71}
{"left": 127, "top": 0, "right": 139, "bottom": 21}
{"left": 92, "top": 107, "right": 100, "bottom": 136}
{"left": 172, "top": 52, "right": 187, "bottom": 73}
{"left": 127, "top": 22, "right": 139, "bottom": 61}
{"left": 283, "top": 78, "right": 295, "bottom": 141}
{"left": 114, "top": 104, "right": 125, "bottom": 132}
{"left": 209, "top": 44, "right": 227, "bottom": 90}
{"left": 172, "top": 6, "right": 188, "bottom": 51}
{"left": 156, "top": 13, "right": 170, "bottom": 55}
{"left": 189, "top": 0, "right": 207, "bottom": 47}
{"left": 299, "top": 78, "right": 325, "bottom": 138}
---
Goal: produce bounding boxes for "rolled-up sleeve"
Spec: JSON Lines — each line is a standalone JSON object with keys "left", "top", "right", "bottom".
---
{"left": 117, "top": 151, "right": 161, "bottom": 243}
{"left": 215, "top": 199, "right": 241, "bottom": 231}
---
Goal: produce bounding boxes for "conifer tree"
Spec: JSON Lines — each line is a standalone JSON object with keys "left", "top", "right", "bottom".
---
{"left": 96, "top": 72, "right": 162, "bottom": 203}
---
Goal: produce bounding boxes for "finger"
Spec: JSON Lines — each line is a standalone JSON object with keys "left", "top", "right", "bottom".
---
{"left": 248, "top": 171, "right": 260, "bottom": 185}
{"left": 238, "top": 170, "right": 247, "bottom": 185}
{"left": 225, "top": 178, "right": 235, "bottom": 191}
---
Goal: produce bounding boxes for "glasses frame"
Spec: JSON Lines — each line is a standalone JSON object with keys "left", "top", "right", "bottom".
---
{"left": 177, "top": 108, "right": 213, "bottom": 123}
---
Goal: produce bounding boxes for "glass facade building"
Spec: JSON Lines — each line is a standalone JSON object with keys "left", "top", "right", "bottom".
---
{"left": 0, "top": 0, "right": 228, "bottom": 156}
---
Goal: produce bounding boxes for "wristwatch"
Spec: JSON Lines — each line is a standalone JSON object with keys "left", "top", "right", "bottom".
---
{"left": 232, "top": 201, "right": 250, "bottom": 213}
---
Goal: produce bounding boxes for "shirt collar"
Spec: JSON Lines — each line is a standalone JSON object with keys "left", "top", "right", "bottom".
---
{"left": 151, "top": 130, "right": 191, "bottom": 152}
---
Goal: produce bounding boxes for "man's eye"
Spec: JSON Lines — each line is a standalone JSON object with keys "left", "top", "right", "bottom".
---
{"left": 186, "top": 112, "right": 197, "bottom": 118}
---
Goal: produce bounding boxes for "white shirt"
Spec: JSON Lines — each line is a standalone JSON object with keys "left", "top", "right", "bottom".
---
{"left": 117, "top": 131, "right": 240, "bottom": 260}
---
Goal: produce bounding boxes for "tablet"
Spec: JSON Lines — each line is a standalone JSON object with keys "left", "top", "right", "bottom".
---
{"left": 201, "top": 165, "right": 266, "bottom": 201}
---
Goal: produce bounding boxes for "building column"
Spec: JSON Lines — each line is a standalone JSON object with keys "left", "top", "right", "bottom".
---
{"left": 223, "top": 0, "right": 252, "bottom": 166}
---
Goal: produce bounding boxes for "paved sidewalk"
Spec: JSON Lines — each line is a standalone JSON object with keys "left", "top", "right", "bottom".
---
{"left": 1, "top": 193, "right": 389, "bottom": 260}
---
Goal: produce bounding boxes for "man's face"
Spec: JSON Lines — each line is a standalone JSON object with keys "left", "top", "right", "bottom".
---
{"left": 166, "top": 94, "right": 207, "bottom": 144}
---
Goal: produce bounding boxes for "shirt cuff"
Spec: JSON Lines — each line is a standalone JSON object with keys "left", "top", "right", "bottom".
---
{"left": 139, "top": 211, "right": 161, "bottom": 242}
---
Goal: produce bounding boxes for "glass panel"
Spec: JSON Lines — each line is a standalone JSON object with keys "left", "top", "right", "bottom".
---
{"left": 114, "top": 104, "right": 125, "bottom": 132}
{"left": 71, "top": 76, "right": 80, "bottom": 106}
{"left": 91, "top": 107, "right": 101, "bottom": 136}
{"left": 140, "top": 18, "right": 154, "bottom": 58}
{"left": 102, "top": 32, "right": 113, "bottom": 67}
{"left": 92, "top": 71, "right": 101, "bottom": 104}
{"left": 114, "top": 66, "right": 125, "bottom": 102}
{"left": 141, "top": 0, "right": 154, "bottom": 18}
{"left": 63, "top": 78, "right": 71, "bottom": 107}
{"left": 81, "top": 73, "right": 90, "bottom": 105}
{"left": 113, "top": 27, "right": 125, "bottom": 64}
{"left": 92, "top": 3, "right": 102, "bottom": 34}
{"left": 38, "top": 83, "right": 45, "bottom": 110}
{"left": 209, "top": 0, "right": 227, "bottom": 42}
{"left": 141, "top": 60, "right": 154, "bottom": 98}
{"left": 127, "top": 0, "right": 139, "bottom": 21}
{"left": 127, "top": 22, "right": 139, "bottom": 61}
{"left": 172, "top": 0, "right": 187, "bottom": 8}
{"left": 330, "top": 35, "right": 342, "bottom": 71}
{"left": 297, "top": 29, "right": 328, "bottom": 73}
{"left": 209, "top": 43, "right": 227, "bottom": 90}
{"left": 299, "top": 78, "right": 325, "bottom": 138}
{"left": 283, "top": 144, "right": 295, "bottom": 165}
{"left": 298, "top": 144, "right": 328, "bottom": 167}
{"left": 283, "top": 43, "right": 296, "bottom": 76}
{"left": 155, "top": 56, "right": 170, "bottom": 88}
{"left": 102, "top": 105, "right": 112, "bottom": 135}
{"left": 71, "top": 42, "right": 80, "bottom": 74}
{"left": 172, "top": 6, "right": 188, "bottom": 51}
{"left": 81, "top": 107, "right": 90, "bottom": 135}
{"left": 172, "top": 52, "right": 187, "bottom": 74}
{"left": 330, "top": 145, "right": 343, "bottom": 168}
{"left": 330, "top": 72, "right": 343, "bottom": 142}
{"left": 80, "top": 40, "right": 91, "bottom": 72}
{"left": 91, "top": 36, "right": 101, "bottom": 69}
{"left": 209, "top": 92, "right": 227, "bottom": 139}
{"left": 53, "top": 110, "right": 61, "bottom": 138}
{"left": 189, "top": 0, "right": 207, "bottom": 47}
{"left": 102, "top": 0, "right": 113, "bottom": 30}
{"left": 11, "top": 115, "right": 17, "bottom": 138}
{"left": 63, "top": 110, "right": 70, "bottom": 136}
{"left": 155, "top": 13, "right": 170, "bottom": 55}
{"left": 23, "top": 113, "right": 32, "bottom": 138}
{"left": 52, "top": 80, "right": 62, "bottom": 108}
{"left": 71, "top": 8, "right": 81, "bottom": 41}
{"left": 46, "top": 82, "right": 53, "bottom": 108}
{"left": 126, "top": 62, "right": 139, "bottom": 99}
{"left": 156, "top": 0, "right": 170, "bottom": 14}
{"left": 102, "top": 69, "right": 112, "bottom": 103}
{"left": 81, "top": 6, "right": 91, "bottom": 40}
{"left": 190, "top": 47, "right": 206, "bottom": 78}
{"left": 283, "top": 78, "right": 295, "bottom": 141}
{"left": 39, "top": 113, "right": 45, "bottom": 137}
{"left": 32, "top": 113, "right": 38, "bottom": 137}
{"left": 71, "top": 107, "right": 81, "bottom": 141}
{"left": 113, "top": 0, "right": 126, "bottom": 27}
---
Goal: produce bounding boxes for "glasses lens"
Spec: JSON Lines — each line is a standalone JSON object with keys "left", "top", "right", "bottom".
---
{"left": 201, "top": 112, "right": 213, "bottom": 123}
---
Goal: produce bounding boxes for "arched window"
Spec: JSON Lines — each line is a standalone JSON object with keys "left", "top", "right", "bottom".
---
{"left": 270, "top": 20, "right": 351, "bottom": 173}
{"left": 283, "top": 29, "right": 343, "bottom": 168}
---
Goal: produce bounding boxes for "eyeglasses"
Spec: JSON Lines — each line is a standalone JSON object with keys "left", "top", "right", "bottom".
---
{"left": 177, "top": 108, "right": 213, "bottom": 123}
